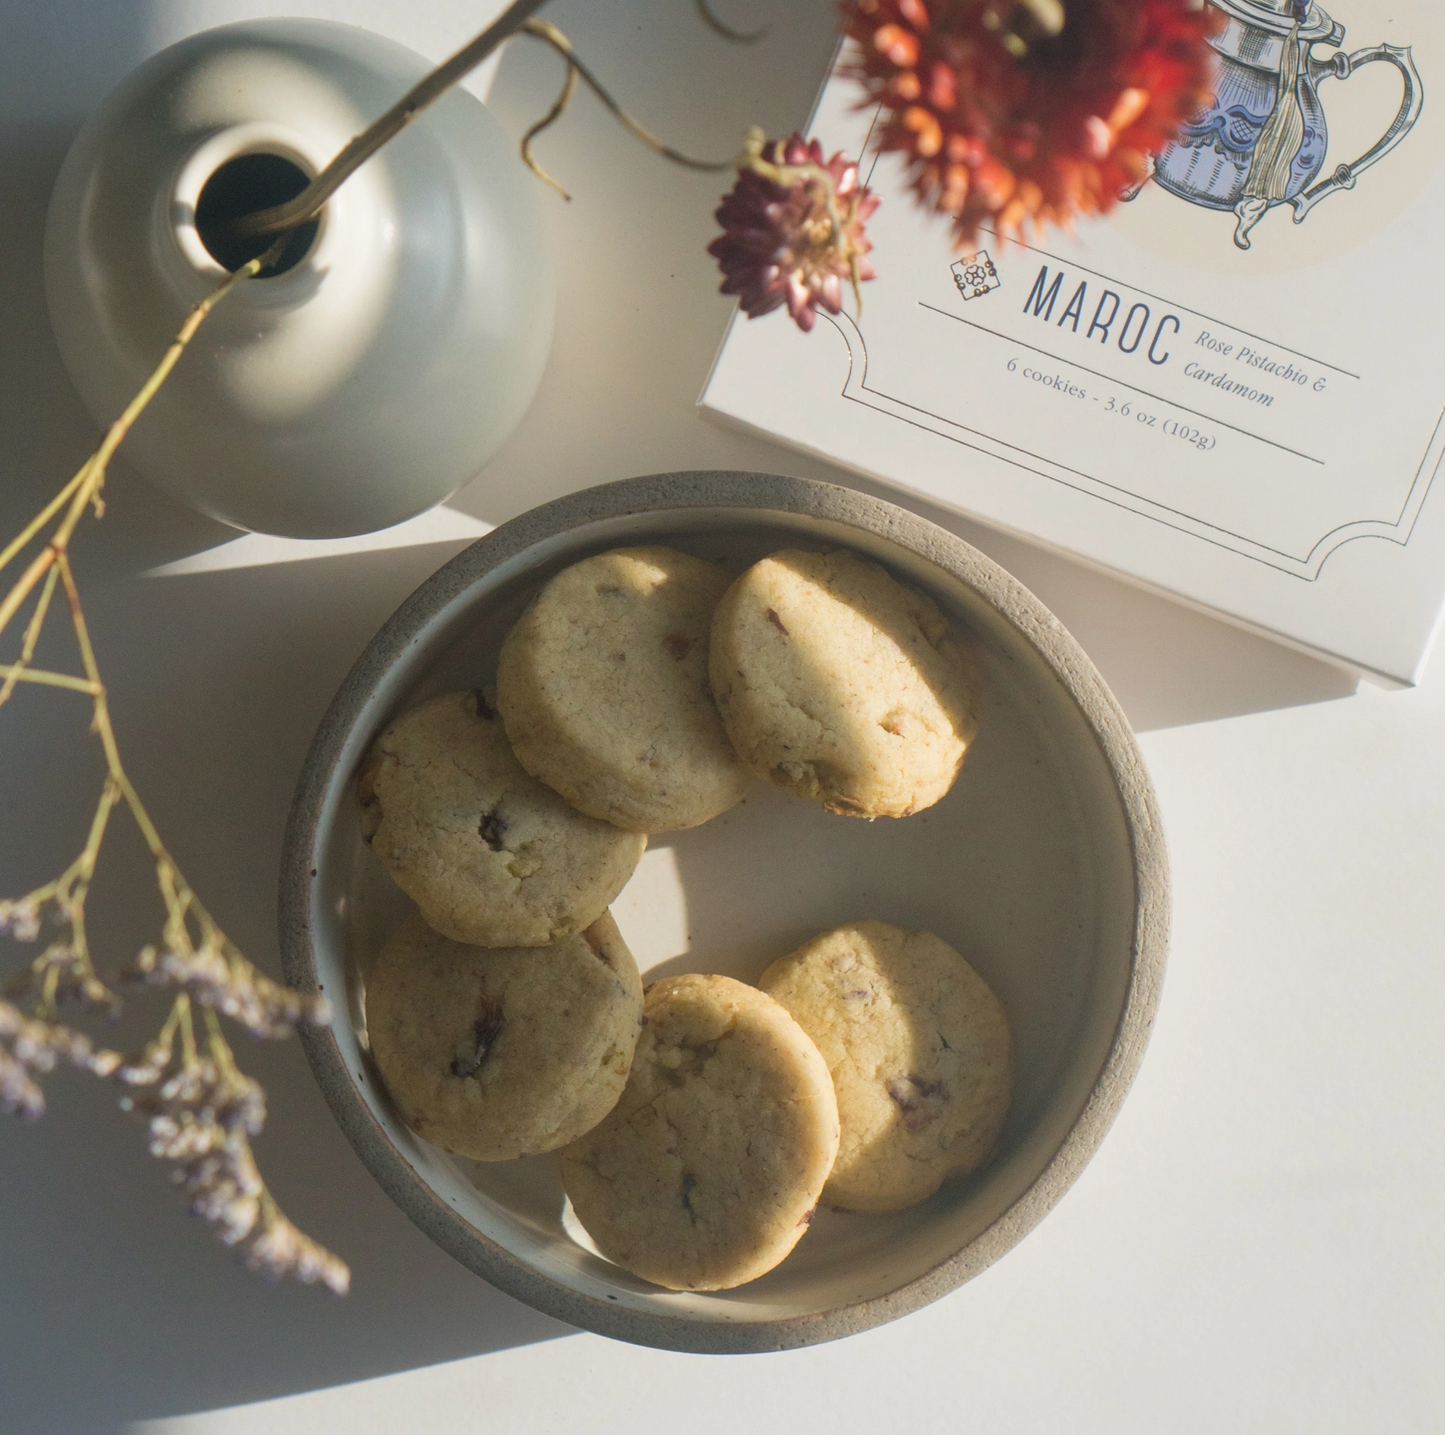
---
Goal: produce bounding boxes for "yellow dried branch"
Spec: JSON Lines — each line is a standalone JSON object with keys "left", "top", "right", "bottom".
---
{"left": 0, "top": 565, "right": 62, "bottom": 708}
{"left": 0, "top": 665, "right": 102, "bottom": 697}
{"left": 232, "top": 0, "right": 553, "bottom": 240}
{"left": 1, "top": 244, "right": 344, "bottom": 1290}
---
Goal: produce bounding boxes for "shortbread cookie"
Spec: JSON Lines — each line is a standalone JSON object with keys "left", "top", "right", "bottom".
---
{"left": 561, "top": 973, "right": 839, "bottom": 1291}
{"left": 497, "top": 547, "right": 751, "bottom": 832}
{"left": 356, "top": 690, "right": 645, "bottom": 946}
{"left": 366, "top": 910, "right": 644, "bottom": 1160}
{"left": 708, "top": 549, "right": 980, "bottom": 818}
{"left": 759, "top": 920, "right": 1011, "bottom": 1213}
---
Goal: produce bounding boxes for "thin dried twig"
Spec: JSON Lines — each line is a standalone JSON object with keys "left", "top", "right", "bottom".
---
{"left": 695, "top": 0, "right": 769, "bottom": 45}
{"left": 0, "top": 241, "right": 344, "bottom": 1291}
{"left": 234, "top": 0, "right": 730, "bottom": 245}
{"left": 0, "top": 665, "right": 100, "bottom": 697}
{"left": 232, "top": 0, "right": 553, "bottom": 239}
{"left": 0, "top": 256, "right": 266, "bottom": 637}
{"left": 520, "top": 19, "right": 732, "bottom": 173}
{"left": 521, "top": 56, "right": 580, "bottom": 199}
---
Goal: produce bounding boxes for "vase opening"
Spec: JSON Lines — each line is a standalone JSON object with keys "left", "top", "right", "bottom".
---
{"left": 193, "top": 153, "right": 321, "bottom": 277}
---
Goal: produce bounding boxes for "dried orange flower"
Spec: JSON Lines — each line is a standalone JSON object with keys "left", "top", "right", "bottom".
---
{"left": 844, "top": 0, "right": 1219, "bottom": 243}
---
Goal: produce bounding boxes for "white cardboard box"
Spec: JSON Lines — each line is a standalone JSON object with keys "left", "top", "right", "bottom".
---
{"left": 700, "top": 2, "right": 1445, "bottom": 686}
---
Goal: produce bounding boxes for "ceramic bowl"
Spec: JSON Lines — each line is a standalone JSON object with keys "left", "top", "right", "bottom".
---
{"left": 279, "top": 471, "right": 1167, "bottom": 1352}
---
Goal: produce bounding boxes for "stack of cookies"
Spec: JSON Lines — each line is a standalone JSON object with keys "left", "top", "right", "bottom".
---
{"left": 356, "top": 543, "right": 1012, "bottom": 1291}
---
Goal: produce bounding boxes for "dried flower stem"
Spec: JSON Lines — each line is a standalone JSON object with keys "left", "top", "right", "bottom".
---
{"left": 0, "top": 664, "right": 100, "bottom": 697}
{"left": 233, "top": 0, "right": 554, "bottom": 239}
{"left": 3, "top": 777, "right": 123, "bottom": 1018}
{"left": 234, "top": 4, "right": 729, "bottom": 238}
{"left": 519, "top": 19, "right": 732, "bottom": 174}
{"left": 0, "top": 565, "right": 60, "bottom": 708}
{"left": 695, "top": 0, "right": 768, "bottom": 45}
{"left": 0, "top": 257, "right": 264, "bottom": 641}
{"left": 1, "top": 244, "right": 345, "bottom": 1290}
{"left": 520, "top": 48, "right": 580, "bottom": 199}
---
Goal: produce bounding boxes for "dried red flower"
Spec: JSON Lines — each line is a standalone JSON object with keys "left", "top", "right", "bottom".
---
{"left": 709, "top": 130, "right": 879, "bottom": 332}
{"left": 844, "top": 0, "right": 1220, "bottom": 244}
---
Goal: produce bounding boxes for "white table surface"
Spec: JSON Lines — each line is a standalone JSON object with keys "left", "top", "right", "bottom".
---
{"left": 1, "top": 3, "right": 1441, "bottom": 1432}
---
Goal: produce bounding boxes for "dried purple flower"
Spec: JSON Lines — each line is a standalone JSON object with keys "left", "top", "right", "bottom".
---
{"left": 0, "top": 998, "right": 124, "bottom": 1119}
{"left": 0, "top": 898, "right": 43, "bottom": 943}
{"left": 0, "top": 1038, "right": 45, "bottom": 1120}
{"left": 124, "top": 940, "right": 330, "bottom": 1039}
{"left": 112, "top": 1036, "right": 176, "bottom": 1088}
{"left": 128, "top": 1057, "right": 267, "bottom": 1159}
{"left": 114, "top": 1028, "right": 349, "bottom": 1292}
{"left": 245, "top": 1206, "right": 352, "bottom": 1295}
{"left": 177, "top": 1139, "right": 263, "bottom": 1246}
{"left": 709, "top": 129, "right": 879, "bottom": 333}
{"left": 5, "top": 941, "right": 121, "bottom": 1015}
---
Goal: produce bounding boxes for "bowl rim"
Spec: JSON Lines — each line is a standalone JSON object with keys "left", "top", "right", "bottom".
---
{"left": 278, "top": 470, "right": 1169, "bottom": 1353}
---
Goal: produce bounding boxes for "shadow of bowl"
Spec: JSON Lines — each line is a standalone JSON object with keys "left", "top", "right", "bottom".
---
{"left": 279, "top": 470, "right": 1168, "bottom": 1353}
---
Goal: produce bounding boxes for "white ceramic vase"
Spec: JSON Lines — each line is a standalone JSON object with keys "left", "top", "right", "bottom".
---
{"left": 45, "top": 19, "right": 555, "bottom": 538}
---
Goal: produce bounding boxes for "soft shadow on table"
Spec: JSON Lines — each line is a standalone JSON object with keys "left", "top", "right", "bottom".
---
{"left": 1, "top": 0, "right": 1360, "bottom": 1425}
{"left": 0, "top": 538, "right": 576, "bottom": 1435}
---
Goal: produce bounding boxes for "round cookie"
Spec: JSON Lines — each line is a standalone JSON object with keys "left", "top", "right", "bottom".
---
{"left": 356, "top": 690, "right": 645, "bottom": 946}
{"left": 708, "top": 548, "right": 980, "bottom": 818}
{"left": 560, "top": 973, "right": 839, "bottom": 1291}
{"left": 497, "top": 547, "right": 751, "bottom": 832}
{"left": 758, "top": 920, "right": 1012, "bottom": 1213}
{"left": 366, "top": 909, "right": 644, "bottom": 1160}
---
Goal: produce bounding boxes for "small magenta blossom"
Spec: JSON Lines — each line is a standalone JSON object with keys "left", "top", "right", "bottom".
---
{"left": 709, "top": 131, "right": 879, "bottom": 333}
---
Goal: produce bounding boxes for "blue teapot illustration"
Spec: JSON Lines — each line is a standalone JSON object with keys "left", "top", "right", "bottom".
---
{"left": 1150, "top": 0, "right": 1422, "bottom": 249}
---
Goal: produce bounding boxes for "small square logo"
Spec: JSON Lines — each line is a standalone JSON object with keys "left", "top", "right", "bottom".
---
{"left": 951, "top": 252, "right": 1000, "bottom": 301}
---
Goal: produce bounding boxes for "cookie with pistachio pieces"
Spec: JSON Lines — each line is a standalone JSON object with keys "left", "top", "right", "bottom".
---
{"left": 759, "top": 919, "right": 1012, "bottom": 1213}
{"left": 366, "top": 909, "right": 644, "bottom": 1160}
{"left": 356, "top": 689, "right": 645, "bottom": 947}
{"left": 561, "top": 972, "right": 839, "bottom": 1291}
{"left": 497, "top": 546, "right": 751, "bottom": 833}
{"left": 708, "top": 548, "right": 980, "bottom": 818}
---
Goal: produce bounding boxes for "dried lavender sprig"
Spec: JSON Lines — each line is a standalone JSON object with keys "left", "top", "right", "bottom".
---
{"left": 0, "top": 233, "right": 347, "bottom": 1294}
{"left": 124, "top": 1055, "right": 267, "bottom": 1149}
{"left": 0, "top": 998, "right": 128, "bottom": 1118}
{"left": 245, "top": 1198, "right": 352, "bottom": 1295}
{"left": 119, "top": 1035, "right": 349, "bottom": 1292}
{"left": 0, "top": 897, "right": 42, "bottom": 942}
{"left": 122, "top": 1055, "right": 267, "bottom": 1237}
{"left": 176, "top": 1140, "right": 263, "bottom": 1246}
{"left": 123, "top": 940, "right": 330, "bottom": 1039}
{"left": 5, "top": 941, "right": 122, "bottom": 1015}
{"left": 0, "top": 1043, "right": 45, "bottom": 1119}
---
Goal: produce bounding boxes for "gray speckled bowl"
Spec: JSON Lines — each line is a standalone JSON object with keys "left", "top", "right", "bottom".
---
{"left": 279, "top": 471, "right": 1167, "bottom": 1352}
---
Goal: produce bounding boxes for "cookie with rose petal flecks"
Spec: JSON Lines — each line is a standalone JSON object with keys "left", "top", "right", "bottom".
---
{"left": 366, "top": 909, "right": 643, "bottom": 1160}
{"left": 708, "top": 549, "right": 979, "bottom": 818}
{"left": 561, "top": 973, "right": 839, "bottom": 1291}
{"left": 356, "top": 689, "right": 644, "bottom": 947}
{"left": 760, "top": 920, "right": 1012, "bottom": 1213}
